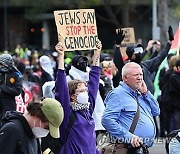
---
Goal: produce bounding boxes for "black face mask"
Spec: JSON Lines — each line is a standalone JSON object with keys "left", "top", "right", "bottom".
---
{"left": 131, "top": 53, "right": 142, "bottom": 64}
{"left": 76, "top": 61, "right": 87, "bottom": 72}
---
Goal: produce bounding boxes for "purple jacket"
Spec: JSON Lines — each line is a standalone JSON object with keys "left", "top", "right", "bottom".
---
{"left": 55, "top": 66, "right": 100, "bottom": 154}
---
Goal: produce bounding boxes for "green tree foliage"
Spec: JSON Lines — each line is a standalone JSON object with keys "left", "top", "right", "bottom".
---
{"left": 168, "top": 0, "right": 180, "bottom": 16}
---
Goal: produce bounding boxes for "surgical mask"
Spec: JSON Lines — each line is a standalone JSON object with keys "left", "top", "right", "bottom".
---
{"left": 77, "top": 92, "right": 89, "bottom": 104}
{"left": 32, "top": 127, "right": 49, "bottom": 138}
{"left": 32, "top": 120, "right": 49, "bottom": 138}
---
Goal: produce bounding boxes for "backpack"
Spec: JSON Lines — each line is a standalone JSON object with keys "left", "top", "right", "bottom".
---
{"left": 165, "top": 129, "right": 180, "bottom": 154}
{"left": 41, "top": 111, "right": 76, "bottom": 154}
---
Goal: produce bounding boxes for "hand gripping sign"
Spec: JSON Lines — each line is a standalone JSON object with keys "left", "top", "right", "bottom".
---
{"left": 54, "top": 9, "right": 98, "bottom": 51}
{"left": 116, "top": 27, "right": 136, "bottom": 58}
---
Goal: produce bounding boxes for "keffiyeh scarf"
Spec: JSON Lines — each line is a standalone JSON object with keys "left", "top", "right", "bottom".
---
{"left": 71, "top": 102, "right": 90, "bottom": 111}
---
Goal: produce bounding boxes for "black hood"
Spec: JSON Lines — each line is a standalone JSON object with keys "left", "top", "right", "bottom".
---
{"left": 2, "top": 111, "right": 34, "bottom": 138}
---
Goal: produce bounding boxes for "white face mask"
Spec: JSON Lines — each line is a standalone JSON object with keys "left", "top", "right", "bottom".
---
{"left": 32, "top": 120, "right": 49, "bottom": 138}
{"left": 77, "top": 91, "right": 89, "bottom": 104}
{"left": 32, "top": 127, "right": 49, "bottom": 138}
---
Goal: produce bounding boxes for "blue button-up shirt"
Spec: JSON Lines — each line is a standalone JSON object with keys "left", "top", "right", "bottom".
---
{"left": 102, "top": 82, "right": 160, "bottom": 147}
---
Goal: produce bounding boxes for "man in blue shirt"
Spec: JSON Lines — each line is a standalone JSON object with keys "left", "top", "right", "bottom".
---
{"left": 102, "top": 62, "right": 160, "bottom": 153}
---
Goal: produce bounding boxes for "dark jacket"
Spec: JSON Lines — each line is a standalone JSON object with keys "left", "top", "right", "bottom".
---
{"left": 0, "top": 70, "right": 22, "bottom": 115}
{"left": 113, "top": 43, "right": 171, "bottom": 94}
{"left": 0, "top": 111, "right": 40, "bottom": 154}
{"left": 169, "top": 71, "right": 180, "bottom": 110}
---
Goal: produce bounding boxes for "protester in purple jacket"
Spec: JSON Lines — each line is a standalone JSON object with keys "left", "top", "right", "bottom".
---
{"left": 55, "top": 40, "right": 102, "bottom": 154}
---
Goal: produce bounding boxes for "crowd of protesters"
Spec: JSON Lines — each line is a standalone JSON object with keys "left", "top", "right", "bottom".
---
{"left": 0, "top": 24, "right": 179, "bottom": 154}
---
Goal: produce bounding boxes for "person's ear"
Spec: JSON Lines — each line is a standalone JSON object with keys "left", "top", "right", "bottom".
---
{"left": 123, "top": 75, "right": 128, "bottom": 82}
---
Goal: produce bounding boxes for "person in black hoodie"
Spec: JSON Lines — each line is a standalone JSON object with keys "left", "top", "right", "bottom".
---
{"left": 0, "top": 53, "right": 22, "bottom": 117}
{"left": 0, "top": 98, "right": 64, "bottom": 154}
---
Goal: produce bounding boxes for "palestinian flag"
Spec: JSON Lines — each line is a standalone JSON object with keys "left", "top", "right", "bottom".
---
{"left": 154, "top": 23, "right": 180, "bottom": 99}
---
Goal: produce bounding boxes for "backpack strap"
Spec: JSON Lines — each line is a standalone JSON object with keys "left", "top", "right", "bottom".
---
{"left": 64, "top": 111, "right": 76, "bottom": 142}
{"left": 63, "top": 111, "right": 76, "bottom": 154}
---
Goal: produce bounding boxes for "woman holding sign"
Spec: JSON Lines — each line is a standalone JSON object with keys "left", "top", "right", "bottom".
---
{"left": 55, "top": 39, "right": 102, "bottom": 154}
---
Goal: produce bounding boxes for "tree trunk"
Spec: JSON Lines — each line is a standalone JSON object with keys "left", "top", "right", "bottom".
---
{"left": 158, "top": 0, "right": 168, "bottom": 44}
{"left": 121, "top": 2, "right": 130, "bottom": 27}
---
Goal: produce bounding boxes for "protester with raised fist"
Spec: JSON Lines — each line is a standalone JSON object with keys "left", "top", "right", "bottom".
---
{"left": 55, "top": 39, "right": 102, "bottom": 154}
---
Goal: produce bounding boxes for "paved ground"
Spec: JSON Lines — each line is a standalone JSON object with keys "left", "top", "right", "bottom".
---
{"left": 149, "top": 139, "right": 167, "bottom": 154}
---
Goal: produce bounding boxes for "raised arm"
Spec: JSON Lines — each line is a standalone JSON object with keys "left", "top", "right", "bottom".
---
{"left": 55, "top": 42, "right": 70, "bottom": 109}
{"left": 113, "top": 29, "right": 125, "bottom": 71}
{"left": 55, "top": 42, "right": 71, "bottom": 139}
{"left": 88, "top": 39, "right": 102, "bottom": 114}
{"left": 145, "top": 40, "right": 161, "bottom": 59}
{"left": 92, "top": 39, "right": 102, "bottom": 66}
{"left": 142, "top": 26, "right": 174, "bottom": 73}
{"left": 55, "top": 42, "right": 64, "bottom": 70}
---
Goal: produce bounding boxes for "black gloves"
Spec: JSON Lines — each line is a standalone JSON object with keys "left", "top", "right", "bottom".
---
{"left": 168, "top": 26, "right": 174, "bottom": 41}
{"left": 115, "top": 29, "right": 125, "bottom": 45}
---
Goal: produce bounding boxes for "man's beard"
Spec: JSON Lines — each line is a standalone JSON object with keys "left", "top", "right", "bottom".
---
{"left": 134, "top": 82, "right": 142, "bottom": 90}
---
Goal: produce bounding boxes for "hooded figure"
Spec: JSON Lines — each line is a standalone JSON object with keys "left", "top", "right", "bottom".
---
{"left": 126, "top": 44, "right": 144, "bottom": 64}
{"left": 0, "top": 54, "right": 19, "bottom": 72}
{"left": 71, "top": 55, "right": 89, "bottom": 72}
{"left": 42, "top": 81, "right": 55, "bottom": 99}
{"left": 67, "top": 55, "right": 90, "bottom": 82}
{"left": 39, "top": 55, "right": 54, "bottom": 88}
{"left": 0, "top": 54, "right": 22, "bottom": 116}
{"left": 66, "top": 55, "right": 105, "bottom": 132}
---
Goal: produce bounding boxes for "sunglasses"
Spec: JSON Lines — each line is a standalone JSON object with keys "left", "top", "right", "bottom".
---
{"left": 134, "top": 47, "right": 143, "bottom": 54}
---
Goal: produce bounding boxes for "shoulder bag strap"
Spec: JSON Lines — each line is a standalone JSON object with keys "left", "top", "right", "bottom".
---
{"left": 129, "top": 96, "right": 140, "bottom": 133}
{"left": 64, "top": 111, "right": 76, "bottom": 154}
{"left": 65, "top": 111, "right": 76, "bottom": 142}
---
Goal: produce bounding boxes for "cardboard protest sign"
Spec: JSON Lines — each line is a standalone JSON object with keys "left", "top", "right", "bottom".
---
{"left": 54, "top": 9, "right": 98, "bottom": 51}
{"left": 116, "top": 27, "right": 136, "bottom": 57}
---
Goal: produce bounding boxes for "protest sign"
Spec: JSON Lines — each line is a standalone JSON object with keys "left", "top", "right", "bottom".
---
{"left": 54, "top": 9, "right": 98, "bottom": 51}
{"left": 116, "top": 27, "right": 136, "bottom": 57}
